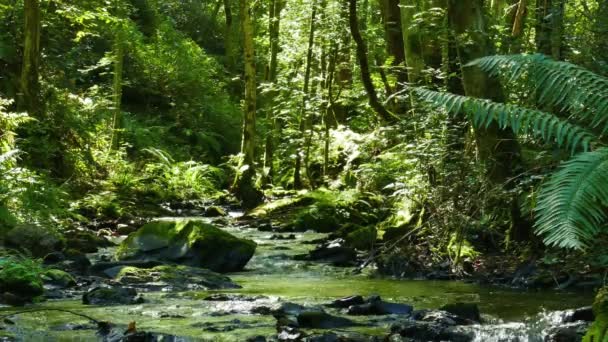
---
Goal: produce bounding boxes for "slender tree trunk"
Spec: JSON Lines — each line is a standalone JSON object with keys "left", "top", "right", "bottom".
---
{"left": 224, "top": 0, "right": 237, "bottom": 71}
{"left": 535, "top": 0, "right": 564, "bottom": 59}
{"left": 379, "top": 0, "right": 406, "bottom": 83}
{"left": 348, "top": 0, "right": 394, "bottom": 123}
{"left": 234, "top": 0, "right": 262, "bottom": 208}
{"left": 293, "top": 0, "right": 318, "bottom": 189}
{"left": 19, "top": 0, "right": 41, "bottom": 116}
{"left": 110, "top": 1, "right": 125, "bottom": 151}
{"left": 400, "top": 0, "right": 425, "bottom": 84}
{"left": 262, "top": 0, "right": 284, "bottom": 185}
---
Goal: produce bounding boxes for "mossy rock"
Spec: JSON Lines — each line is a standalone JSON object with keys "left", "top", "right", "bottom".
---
{"left": 583, "top": 286, "right": 608, "bottom": 342}
{"left": 0, "top": 260, "right": 44, "bottom": 302}
{"left": 115, "top": 265, "right": 240, "bottom": 290}
{"left": 345, "top": 226, "right": 377, "bottom": 250}
{"left": 293, "top": 204, "right": 342, "bottom": 233}
{"left": 65, "top": 229, "right": 114, "bottom": 253}
{"left": 116, "top": 219, "right": 256, "bottom": 273}
{"left": 42, "top": 269, "right": 76, "bottom": 288}
{"left": 204, "top": 206, "right": 227, "bottom": 217}
{"left": 5, "top": 224, "right": 65, "bottom": 258}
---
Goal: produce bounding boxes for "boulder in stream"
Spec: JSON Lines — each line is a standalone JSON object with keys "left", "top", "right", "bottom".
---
{"left": 440, "top": 302, "right": 481, "bottom": 322}
{"left": 83, "top": 285, "right": 143, "bottom": 305}
{"left": 347, "top": 295, "right": 413, "bottom": 316}
{"left": 115, "top": 219, "right": 256, "bottom": 273}
{"left": 114, "top": 265, "right": 240, "bottom": 291}
{"left": 295, "top": 238, "right": 357, "bottom": 266}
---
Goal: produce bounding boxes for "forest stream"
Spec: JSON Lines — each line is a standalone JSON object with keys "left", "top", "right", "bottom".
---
{"left": 0, "top": 209, "right": 594, "bottom": 342}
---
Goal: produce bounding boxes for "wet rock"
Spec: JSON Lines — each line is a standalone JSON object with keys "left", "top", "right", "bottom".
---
{"left": 270, "top": 234, "right": 296, "bottom": 240}
{"left": 90, "top": 260, "right": 164, "bottom": 277}
{"left": 564, "top": 306, "right": 594, "bottom": 322}
{"left": 53, "top": 253, "right": 91, "bottom": 275}
{"left": 412, "top": 309, "right": 473, "bottom": 326}
{"left": 277, "top": 326, "right": 305, "bottom": 341}
{"left": 296, "top": 239, "right": 357, "bottom": 266}
{"left": 116, "top": 219, "right": 256, "bottom": 273}
{"left": 439, "top": 302, "right": 481, "bottom": 322}
{"left": 115, "top": 265, "right": 240, "bottom": 291}
{"left": 347, "top": 296, "right": 413, "bottom": 316}
{"left": 64, "top": 229, "right": 114, "bottom": 253}
{"left": 117, "top": 224, "right": 137, "bottom": 235}
{"left": 258, "top": 222, "right": 274, "bottom": 232}
{"left": 5, "top": 224, "right": 65, "bottom": 257}
{"left": 544, "top": 321, "right": 590, "bottom": 342}
{"left": 389, "top": 321, "right": 472, "bottom": 342}
{"left": 43, "top": 252, "right": 66, "bottom": 264}
{"left": 273, "top": 302, "right": 310, "bottom": 316}
{"left": 41, "top": 269, "right": 76, "bottom": 288}
{"left": 82, "top": 285, "right": 143, "bottom": 305}
{"left": 204, "top": 206, "right": 227, "bottom": 217}
{"left": 326, "top": 295, "right": 365, "bottom": 308}
{"left": 297, "top": 310, "right": 358, "bottom": 329}
{"left": 582, "top": 286, "right": 608, "bottom": 341}
{"left": 52, "top": 323, "right": 97, "bottom": 331}
{"left": 204, "top": 293, "right": 265, "bottom": 301}
{"left": 246, "top": 336, "right": 267, "bottom": 342}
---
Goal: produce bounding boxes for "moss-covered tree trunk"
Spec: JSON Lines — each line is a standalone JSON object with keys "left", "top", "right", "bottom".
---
{"left": 234, "top": 0, "right": 262, "bottom": 209}
{"left": 448, "top": 0, "right": 528, "bottom": 242}
{"left": 348, "top": 0, "right": 393, "bottom": 123}
{"left": 19, "top": 0, "right": 41, "bottom": 116}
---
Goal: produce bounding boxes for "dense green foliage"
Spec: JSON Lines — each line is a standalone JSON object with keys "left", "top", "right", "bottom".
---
{"left": 0, "top": 0, "right": 607, "bottom": 319}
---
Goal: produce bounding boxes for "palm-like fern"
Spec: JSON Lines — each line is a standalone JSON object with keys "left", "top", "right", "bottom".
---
{"left": 416, "top": 54, "right": 608, "bottom": 249}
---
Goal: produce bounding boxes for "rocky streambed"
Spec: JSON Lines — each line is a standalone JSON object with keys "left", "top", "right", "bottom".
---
{"left": 0, "top": 209, "right": 596, "bottom": 341}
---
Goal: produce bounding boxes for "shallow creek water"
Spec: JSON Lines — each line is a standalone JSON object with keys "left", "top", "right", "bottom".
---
{"left": 0, "top": 214, "right": 594, "bottom": 341}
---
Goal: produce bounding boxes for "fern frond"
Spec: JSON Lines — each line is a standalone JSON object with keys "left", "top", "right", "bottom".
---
{"left": 142, "top": 148, "right": 175, "bottom": 166}
{"left": 470, "top": 54, "right": 608, "bottom": 133}
{"left": 415, "top": 88, "right": 595, "bottom": 153}
{"left": 534, "top": 148, "right": 608, "bottom": 249}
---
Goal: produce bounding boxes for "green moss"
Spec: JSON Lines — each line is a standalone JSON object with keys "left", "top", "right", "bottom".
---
{"left": 116, "top": 219, "right": 256, "bottom": 272}
{"left": 115, "top": 265, "right": 238, "bottom": 289}
{"left": 116, "top": 219, "right": 193, "bottom": 259}
{"left": 5, "top": 224, "right": 66, "bottom": 257}
{"left": 583, "top": 286, "right": 608, "bottom": 342}
{"left": 42, "top": 269, "right": 76, "bottom": 288}
{"left": 345, "top": 226, "right": 377, "bottom": 250}
{"left": 0, "top": 259, "right": 44, "bottom": 298}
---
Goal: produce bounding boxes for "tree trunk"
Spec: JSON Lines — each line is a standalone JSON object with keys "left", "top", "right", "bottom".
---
{"left": 293, "top": 0, "right": 318, "bottom": 189}
{"left": 224, "top": 0, "right": 237, "bottom": 71}
{"left": 234, "top": 0, "right": 262, "bottom": 209}
{"left": 348, "top": 0, "right": 394, "bottom": 123}
{"left": 448, "top": 0, "right": 528, "bottom": 241}
{"left": 535, "top": 0, "right": 564, "bottom": 59}
{"left": 110, "top": 1, "right": 125, "bottom": 151}
{"left": 379, "top": 0, "right": 406, "bottom": 83}
{"left": 400, "top": 0, "right": 425, "bottom": 84}
{"left": 19, "top": 0, "right": 41, "bottom": 116}
{"left": 262, "top": 0, "right": 284, "bottom": 185}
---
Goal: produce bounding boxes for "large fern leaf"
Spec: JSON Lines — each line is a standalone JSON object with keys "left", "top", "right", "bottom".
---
{"left": 534, "top": 148, "right": 608, "bottom": 249}
{"left": 470, "top": 54, "right": 608, "bottom": 133}
{"left": 415, "top": 88, "right": 595, "bottom": 153}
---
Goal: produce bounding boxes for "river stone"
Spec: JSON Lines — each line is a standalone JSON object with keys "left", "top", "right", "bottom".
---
{"left": 347, "top": 295, "right": 413, "bottom": 316}
{"left": 326, "top": 295, "right": 365, "bottom": 308}
{"left": 440, "top": 302, "right": 481, "bottom": 322}
{"left": 115, "top": 265, "right": 240, "bottom": 291}
{"left": 42, "top": 269, "right": 76, "bottom": 288}
{"left": 115, "top": 219, "right": 256, "bottom": 273}
{"left": 545, "top": 321, "right": 590, "bottom": 342}
{"left": 297, "top": 310, "right": 358, "bottom": 329}
{"left": 83, "top": 286, "right": 143, "bottom": 305}
{"left": 5, "top": 224, "right": 65, "bottom": 257}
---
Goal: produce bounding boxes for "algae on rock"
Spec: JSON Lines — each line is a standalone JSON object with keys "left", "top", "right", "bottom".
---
{"left": 116, "top": 219, "right": 256, "bottom": 273}
{"left": 584, "top": 286, "right": 608, "bottom": 342}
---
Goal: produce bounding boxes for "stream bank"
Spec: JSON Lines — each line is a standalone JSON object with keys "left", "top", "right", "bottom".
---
{"left": 0, "top": 202, "right": 597, "bottom": 341}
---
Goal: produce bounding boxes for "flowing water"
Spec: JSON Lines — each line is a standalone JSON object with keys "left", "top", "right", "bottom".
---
{"left": 0, "top": 213, "right": 595, "bottom": 341}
